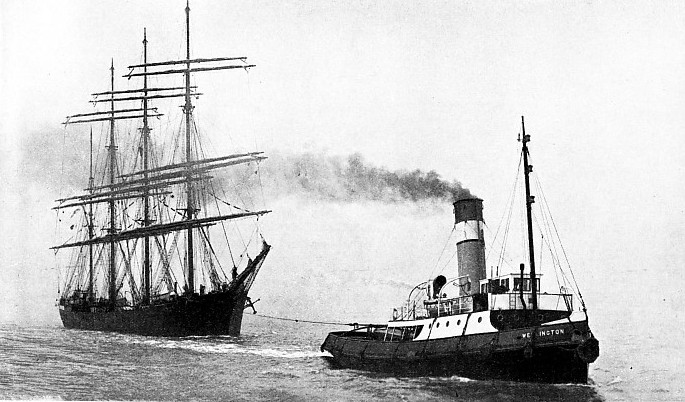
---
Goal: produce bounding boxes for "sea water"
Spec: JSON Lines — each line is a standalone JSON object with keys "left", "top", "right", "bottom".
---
{"left": 1, "top": 307, "right": 682, "bottom": 401}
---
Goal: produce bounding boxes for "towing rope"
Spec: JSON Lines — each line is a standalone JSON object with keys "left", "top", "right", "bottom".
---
{"left": 251, "top": 312, "right": 367, "bottom": 327}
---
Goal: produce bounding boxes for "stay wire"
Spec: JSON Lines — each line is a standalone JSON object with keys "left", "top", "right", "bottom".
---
{"left": 491, "top": 151, "right": 523, "bottom": 275}
{"left": 486, "top": 151, "right": 522, "bottom": 260}
{"left": 427, "top": 224, "right": 457, "bottom": 281}
{"left": 532, "top": 178, "right": 567, "bottom": 291}
{"left": 245, "top": 70, "right": 267, "bottom": 214}
{"left": 534, "top": 173, "right": 586, "bottom": 309}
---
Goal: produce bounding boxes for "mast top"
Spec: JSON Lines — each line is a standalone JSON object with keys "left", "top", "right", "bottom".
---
{"left": 520, "top": 116, "right": 530, "bottom": 144}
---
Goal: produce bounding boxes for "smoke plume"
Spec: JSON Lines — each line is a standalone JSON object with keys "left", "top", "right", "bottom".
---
{"left": 231, "top": 151, "right": 474, "bottom": 203}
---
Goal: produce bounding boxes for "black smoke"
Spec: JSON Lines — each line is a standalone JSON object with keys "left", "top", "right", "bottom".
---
{"left": 240, "top": 151, "right": 474, "bottom": 203}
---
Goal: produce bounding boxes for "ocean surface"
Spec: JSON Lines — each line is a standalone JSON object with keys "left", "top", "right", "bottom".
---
{"left": 1, "top": 307, "right": 683, "bottom": 402}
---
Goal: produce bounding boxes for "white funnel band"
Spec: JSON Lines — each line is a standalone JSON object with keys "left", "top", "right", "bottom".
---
{"left": 455, "top": 220, "right": 482, "bottom": 244}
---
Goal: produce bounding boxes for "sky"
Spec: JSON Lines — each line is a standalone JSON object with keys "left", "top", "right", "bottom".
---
{"left": 1, "top": 0, "right": 684, "bottom": 326}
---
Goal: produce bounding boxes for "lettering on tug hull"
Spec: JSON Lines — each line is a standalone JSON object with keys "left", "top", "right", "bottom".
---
{"left": 521, "top": 328, "right": 564, "bottom": 339}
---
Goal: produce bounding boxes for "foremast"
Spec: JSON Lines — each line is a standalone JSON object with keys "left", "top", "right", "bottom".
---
{"left": 127, "top": 1, "right": 260, "bottom": 296}
{"left": 126, "top": 8, "right": 264, "bottom": 299}
{"left": 142, "top": 28, "right": 151, "bottom": 304}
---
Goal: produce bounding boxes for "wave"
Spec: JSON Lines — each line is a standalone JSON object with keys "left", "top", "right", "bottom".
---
{"left": 127, "top": 337, "right": 325, "bottom": 359}
{"left": 405, "top": 375, "right": 475, "bottom": 383}
{"left": 606, "top": 376, "right": 623, "bottom": 386}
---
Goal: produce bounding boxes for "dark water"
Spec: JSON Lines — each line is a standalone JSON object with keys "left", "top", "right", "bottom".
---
{"left": 1, "top": 315, "right": 645, "bottom": 402}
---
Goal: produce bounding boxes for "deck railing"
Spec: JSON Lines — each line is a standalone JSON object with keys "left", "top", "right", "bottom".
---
{"left": 394, "top": 295, "right": 474, "bottom": 321}
{"left": 490, "top": 292, "right": 573, "bottom": 311}
{"left": 393, "top": 291, "right": 573, "bottom": 321}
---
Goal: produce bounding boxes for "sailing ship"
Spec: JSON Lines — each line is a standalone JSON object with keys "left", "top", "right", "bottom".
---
{"left": 53, "top": 3, "right": 270, "bottom": 337}
{"left": 321, "top": 117, "right": 599, "bottom": 383}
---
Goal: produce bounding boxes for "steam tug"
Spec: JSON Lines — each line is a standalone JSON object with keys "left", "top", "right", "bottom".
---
{"left": 321, "top": 117, "right": 599, "bottom": 383}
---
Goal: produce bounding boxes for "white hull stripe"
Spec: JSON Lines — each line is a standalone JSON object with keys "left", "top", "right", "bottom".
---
{"left": 541, "top": 310, "right": 588, "bottom": 326}
{"left": 388, "top": 310, "right": 496, "bottom": 340}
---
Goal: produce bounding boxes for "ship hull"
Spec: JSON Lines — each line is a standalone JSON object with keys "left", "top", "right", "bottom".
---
{"left": 59, "top": 242, "right": 270, "bottom": 337}
{"left": 59, "top": 291, "right": 248, "bottom": 337}
{"left": 321, "top": 320, "right": 597, "bottom": 383}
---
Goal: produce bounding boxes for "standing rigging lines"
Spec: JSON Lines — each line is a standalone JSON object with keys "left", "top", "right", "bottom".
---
{"left": 57, "top": 2, "right": 261, "bottom": 304}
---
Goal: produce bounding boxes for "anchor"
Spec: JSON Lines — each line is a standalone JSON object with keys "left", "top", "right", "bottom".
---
{"left": 244, "top": 297, "right": 260, "bottom": 314}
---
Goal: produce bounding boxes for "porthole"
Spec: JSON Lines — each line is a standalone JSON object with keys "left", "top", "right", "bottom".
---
{"left": 446, "top": 321, "right": 450, "bottom": 327}
{"left": 436, "top": 322, "right": 440, "bottom": 328}
{"left": 457, "top": 320, "right": 461, "bottom": 325}
{"left": 428, "top": 323, "right": 432, "bottom": 329}
{"left": 538, "top": 314, "right": 544, "bottom": 321}
{"left": 478, "top": 317, "right": 482, "bottom": 323}
{"left": 497, "top": 314, "right": 504, "bottom": 322}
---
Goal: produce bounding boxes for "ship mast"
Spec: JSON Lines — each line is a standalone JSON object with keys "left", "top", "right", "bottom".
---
{"left": 520, "top": 116, "right": 538, "bottom": 314}
{"left": 57, "top": 1, "right": 266, "bottom": 302}
{"left": 142, "top": 28, "right": 151, "bottom": 304}
{"left": 108, "top": 60, "right": 118, "bottom": 306}
{"left": 88, "top": 128, "right": 94, "bottom": 300}
{"left": 184, "top": 0, "right": 195, "bottom": 294}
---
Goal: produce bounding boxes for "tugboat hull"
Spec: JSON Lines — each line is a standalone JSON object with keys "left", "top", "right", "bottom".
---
{"left": 321, "top": 320, "right": 598, "bottom": 383}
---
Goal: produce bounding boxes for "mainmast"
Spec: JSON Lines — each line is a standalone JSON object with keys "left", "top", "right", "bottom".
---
{"left": 184, "top": 0, "right": 195, "bottom": 294}
{"left": 142, "top": 28, "right": 151, "bottom": 304}
{"left": 108, "top": 60, "right": 118, "bottom": 306}
{"left": 520, "top": 116, "right": 538, "bottom": 314}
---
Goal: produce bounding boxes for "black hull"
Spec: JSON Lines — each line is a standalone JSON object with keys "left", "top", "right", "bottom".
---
{"left": 59, "top": 241, "right": 270, "bottom": 337}
{"left": 60, "top": 291, "right": 249, "bottom": 337}
{"left": 321, "top": 320, "right": 598, "bottom": 384}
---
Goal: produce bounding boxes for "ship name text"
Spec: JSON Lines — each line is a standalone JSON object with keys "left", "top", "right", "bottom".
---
{"left": 521, "top": 328, "right": 564, "bottom": 339}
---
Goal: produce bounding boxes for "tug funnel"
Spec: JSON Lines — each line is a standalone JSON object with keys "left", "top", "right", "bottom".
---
{"left": 453, "top": 198, "right": 486, "bottom": 296}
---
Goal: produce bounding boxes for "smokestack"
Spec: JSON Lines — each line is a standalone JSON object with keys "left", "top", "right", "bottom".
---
{"left": 453, "top": 198, "right": 486, "bottom": 296}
